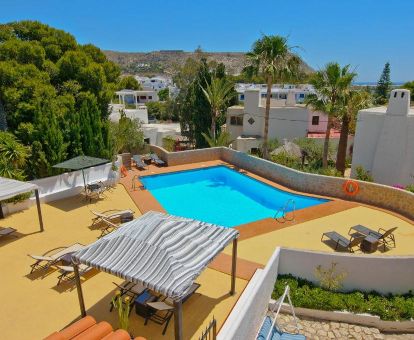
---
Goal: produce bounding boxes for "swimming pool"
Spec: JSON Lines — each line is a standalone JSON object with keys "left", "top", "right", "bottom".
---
{"left": 140, "top": 166, "right": 329, "bottom": 227}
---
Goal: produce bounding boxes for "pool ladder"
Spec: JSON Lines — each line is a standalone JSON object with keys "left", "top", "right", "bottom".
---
{"left": 274, "top": 199, "right": 295, "bottom": 222}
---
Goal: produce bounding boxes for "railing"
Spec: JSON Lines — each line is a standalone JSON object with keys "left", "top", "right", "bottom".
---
{"left": 274, "top": 199, "right": 295, "bottom": 222}
{"left": 199, "top": 317, "right": 217, "bottom": 340}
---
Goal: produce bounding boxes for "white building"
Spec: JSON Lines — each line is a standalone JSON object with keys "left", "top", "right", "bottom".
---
{"left": 235, "top": 83, "right": 315, "bottom": 104}
{"left": 142, "top": 123, "right": 181, "bottom": 147}
{"left": 351, "top": 89, "right": 414, "bottom": 186}
{"left": 226, "top": 89, "right": 337, "bottom": 153}
{"left": 108, "top": 104, "right": 149, "bottom": 124}
{"left": 115, "top": 89, "right": 159, "bottom": 105}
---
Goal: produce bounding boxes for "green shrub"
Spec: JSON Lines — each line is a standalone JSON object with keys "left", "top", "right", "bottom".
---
{"left": 405, "top": 184, "right": 414, "bottom": 193}
{"left": 273, "top": 274, "right": 414, "bottom": 321}
{"left": 354, "top": 165, "right": 374, "bottom": 182}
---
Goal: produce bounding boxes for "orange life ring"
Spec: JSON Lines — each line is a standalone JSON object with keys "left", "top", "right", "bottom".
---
{"left": 120, "top": 165, "right": 128, "bottom": 177}
{"left": 343, "top": 180, "right": 359, "bottom": 196}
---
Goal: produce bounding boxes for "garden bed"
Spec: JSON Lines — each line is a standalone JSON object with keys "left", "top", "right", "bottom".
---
{"left": 273, "top": 274, "right": 414, "bottom": 321}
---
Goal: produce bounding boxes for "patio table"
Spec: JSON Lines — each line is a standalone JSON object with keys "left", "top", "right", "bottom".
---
{"left": 361, "top": 235, "right": 379, "bottom": 253}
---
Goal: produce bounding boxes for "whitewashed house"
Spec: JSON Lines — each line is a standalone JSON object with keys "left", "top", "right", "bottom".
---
{"left": 351, "top": 89, "right": 414, "bottom": 185}
{"left": 226, "top": 89, "right": 342, "bottom": 153}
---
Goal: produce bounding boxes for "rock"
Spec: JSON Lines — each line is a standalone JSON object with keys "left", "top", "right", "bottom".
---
{"left": 328, "top": 331, "right": 336, "bottom": 338}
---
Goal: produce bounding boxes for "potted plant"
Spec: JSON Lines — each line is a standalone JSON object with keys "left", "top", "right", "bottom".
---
{"left": 111, "top": 291, "right": 131, "bottom": 334}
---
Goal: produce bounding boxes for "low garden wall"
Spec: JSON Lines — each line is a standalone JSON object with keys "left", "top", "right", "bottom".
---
{"left": 149, "top": 146, "right": 414, "bottom": 220}
{"left": 278, "top": 248, "right": 414, "bottom": 295}
{"left": 3, "top": 159, "right": 120, "bottom": 215}
{"left": 218, "top": 247, "right": 414, "bottom": 339}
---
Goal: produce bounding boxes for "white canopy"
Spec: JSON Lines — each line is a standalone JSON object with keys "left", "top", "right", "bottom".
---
{"left": 0, "top": 177, "right": 38, "bottom": 201}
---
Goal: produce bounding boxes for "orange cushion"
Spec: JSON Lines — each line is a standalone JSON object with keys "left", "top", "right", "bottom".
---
{"left": 102, "top": 329, "right": 131, "bottom": 340}
{"left": 60, "top": 316, "right": 97, "bottom": 339}
{"left": 72, "top": 321, "right": 113, "bottom": 340}
{"left": 43, "top": 331, "right": 66, "bottom": 340}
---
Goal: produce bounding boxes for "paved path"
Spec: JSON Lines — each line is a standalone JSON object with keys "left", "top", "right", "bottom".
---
{"left": 277, "top": 313, "right": 414, "bottom": 339}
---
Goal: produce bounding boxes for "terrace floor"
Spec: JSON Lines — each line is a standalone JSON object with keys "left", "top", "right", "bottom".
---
{"left": 0, "top": 185, "right": 246, "bottom": 340}
{"left": 1, "top": 160, "right": 413, "bottom": 339}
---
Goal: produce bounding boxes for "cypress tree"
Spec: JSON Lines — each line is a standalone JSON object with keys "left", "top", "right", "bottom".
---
{"left": 0, "top": 99, "right": 7, "bottom": 131}
{"left": 375, "top": 62, "right": 392, "bottom": 105}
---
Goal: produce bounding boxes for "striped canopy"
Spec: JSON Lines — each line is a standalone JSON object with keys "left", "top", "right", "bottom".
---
{"left": 0, "top": 177, "right": 38, "bottom": 201}
{"left": 72, "top": 211, "right": 239, "bottom": 300}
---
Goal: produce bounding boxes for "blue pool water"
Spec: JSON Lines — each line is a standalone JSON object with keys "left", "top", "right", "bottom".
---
{"left": 140, "top": 166, "right": 329, "bottom": 227}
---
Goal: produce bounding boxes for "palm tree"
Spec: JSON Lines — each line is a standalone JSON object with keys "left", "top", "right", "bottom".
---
{"left": 336, "top": 90, "right": 371, "bottom": 174}
{"left": 201, "top": 130, "right": 234, "bottom": 147}
{"left": 305, "top": 63, "right": 356, "bottom": 168}
{"left": 200, "top": 76, "right": 235, "bottom": 140}
{"left": 246, "top": 35, "right": 301, "bottom": 159}
{"left": 0, "top": 131, "right": 29, "bottom": 179}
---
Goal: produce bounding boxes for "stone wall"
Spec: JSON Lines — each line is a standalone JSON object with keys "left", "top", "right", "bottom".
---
{"left": 148, "top": 146, "right": 414, "bottom": 220}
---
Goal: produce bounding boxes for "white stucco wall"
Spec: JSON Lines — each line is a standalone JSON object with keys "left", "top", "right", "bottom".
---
{"left": 351, "top": 89, "right": 414, "bottom": 185}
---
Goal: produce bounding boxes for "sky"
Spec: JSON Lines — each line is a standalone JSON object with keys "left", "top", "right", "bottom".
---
{"left": 1, "top": 0, "right": 413, "bottom": 82}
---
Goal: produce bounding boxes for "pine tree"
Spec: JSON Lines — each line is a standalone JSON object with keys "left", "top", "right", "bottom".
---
{"left": 0, "top": 99, "right": 7, "bottom": 131}
{"left": 375, "top": 62, "right": 391, "bottom": 105}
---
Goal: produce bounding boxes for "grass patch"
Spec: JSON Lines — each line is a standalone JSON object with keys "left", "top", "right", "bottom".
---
{"left": 273, "top": 274, "right": 414, "bottom": 321}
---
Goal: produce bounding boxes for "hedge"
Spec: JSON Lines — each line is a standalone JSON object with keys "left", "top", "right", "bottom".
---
{"left": 273, "top": 274, "right": 414, "bottom": 321}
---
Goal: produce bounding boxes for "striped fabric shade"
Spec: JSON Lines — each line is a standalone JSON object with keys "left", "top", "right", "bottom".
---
{"left": 0, "top": 177, "right": 38, "bottom": 201}
{"left": 72, "top": 211, "right": 239, "bottom": 300}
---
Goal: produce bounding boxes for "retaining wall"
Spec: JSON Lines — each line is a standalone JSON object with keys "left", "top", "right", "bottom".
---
{"left": 219, "top": 247, "right": 414, "bottom": 339}
{"left": 149, "top": 146, "right": 414, "bottom": 220}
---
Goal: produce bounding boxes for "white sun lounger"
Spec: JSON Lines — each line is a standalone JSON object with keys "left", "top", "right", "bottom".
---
{"left": 56, "top": 264, "right": 92, "bottom": 285}
{"left": 91, "top": 209, "right": 134, "bottom": 226}
{"left": 28, "top": 243, "right": 84, "bottom": 273}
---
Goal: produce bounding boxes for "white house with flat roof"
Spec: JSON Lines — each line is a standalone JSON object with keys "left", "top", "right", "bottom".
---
{"left": 235, "top": 83, "right": 315, "bottom": 104}
{"left": 226, "top": 89, "right": 342, "bottom": 153}
{"left": 115, "top": 89, "right": 159, "bottom": 105}
{"left": 351, "top": 89, "right": 414, "bottom": 186}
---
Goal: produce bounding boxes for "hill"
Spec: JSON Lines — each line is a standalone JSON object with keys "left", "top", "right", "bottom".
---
{"left": 103, "top": 50, "right": 313, "bottom": 76}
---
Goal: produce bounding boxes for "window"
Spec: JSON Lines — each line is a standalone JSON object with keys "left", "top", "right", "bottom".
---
{"left": 140, "top": 96, "right": 146, "bottom": 99}
{"left": 240, "top": 94, "right": 245, "bottom": 100}
{"left": 248, "top": 117, "right": 255, "bottom": 125}
{"left": 279, "top": 93, "right": 287, "bottom": 99}
{"left": 299, "top": 93, "right": 305, "bottom": 98}
{"left": 148, "top": 96, "right": 152, "bottom": 99}
{"left": 312, "top": 116, "right": 320, "bottom": 125}
{"left": 230, "top": 116, "right": 243, "bottom": 126}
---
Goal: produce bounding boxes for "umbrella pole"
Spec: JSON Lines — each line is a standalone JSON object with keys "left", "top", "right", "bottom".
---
{"left": 73, "top": 263, "right": 86, "bottom": 317}
{"left": 230, "top": 238, "right": 237, "bottom": 295}
{"left": 81, "top": 169, "right": 87, "bottom": 192}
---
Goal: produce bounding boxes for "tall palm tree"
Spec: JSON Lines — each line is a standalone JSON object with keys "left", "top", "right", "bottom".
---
{"left": 336, "top": 90, "right": 371, "bottom": 174}
{"left": 305, "top": 63, "right": 356, "bottom": 168}
{"left": 246, "top": 35, "right": 301, "bottom": 159}
{"left": 200, "top": 76, "right": 235, "bottom": 140}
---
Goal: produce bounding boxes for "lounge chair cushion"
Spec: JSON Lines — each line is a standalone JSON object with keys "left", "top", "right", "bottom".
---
{"left": 58, "top": 316, "right": 97, "bottom": 339}
{"left": 44, "top": 332, "right": 66, "bottom": 340}
{"left": 147, "top": 301, "right": 174, "bottom": 311}
{"left": 102, "top": 329, "right": 131, "bottom": 340}
{"left": 72, "top": 321, "right": 113, "bottom": 340}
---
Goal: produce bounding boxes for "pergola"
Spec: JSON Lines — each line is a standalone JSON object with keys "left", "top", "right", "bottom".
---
{"left": 53, "top": 156, "right": 109, "bottom": 191}
{"left": 0, "top": 177, "right": 44, "bottom": 232}
{"left": 72, "top": 211, "right": 239, "bottom": 340}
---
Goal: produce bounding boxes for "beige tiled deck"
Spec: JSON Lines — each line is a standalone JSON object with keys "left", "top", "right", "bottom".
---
{"left": 0, "top": 185, "right": 247, "bottom": 340}
{"left": 1, "top": 163, "right": 413, "bottom": 340}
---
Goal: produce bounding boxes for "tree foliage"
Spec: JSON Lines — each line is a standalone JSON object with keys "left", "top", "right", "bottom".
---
{"left": 110, "top": 112, "right": 145, "bottom": 155}
{"left": 374, "top": 62, "right": 391, "bottom": 105}
{"left": 246, "top": 35, "right": 301, "bottom": 159}
{"left": 157, "top": 87, "right": 169, "bottom": 101}
{"left": 0, "top": 20, "right": 120, "bottom": 179}
{"left": 174, "top": 56, "right": 237, "bottom": 148}
{"left": 116, "top": 75, "right": 141, "bottom": 90}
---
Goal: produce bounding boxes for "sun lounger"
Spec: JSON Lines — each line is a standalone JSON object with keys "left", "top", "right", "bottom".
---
{"left": 91, "top": 209, "right": 134, "bottom": 227}
{"left": 132, "top": 155, "right": 147, "bottom": 170}
{"left": 321, "top": 231, "right": 364, "bottom": 252}
{"left": 150, "top": 153, "right": 166, "bottom": 166}
{"left": 0, "top": 227, "right": 17, "bottom": 239}
{"left": 144, "top": 283, "right": 200, "bottom": 335}
{"left": 56, "top": 263, "right": 93, "bottom": 285}
{"left": 98, "top": 218, "right": 122, "bottom": 238}
{"left": 28, "top": 243, "right": 84, "bottom": 273}
{"left": 349, "top": 225, "right": 397, "bottom": 249}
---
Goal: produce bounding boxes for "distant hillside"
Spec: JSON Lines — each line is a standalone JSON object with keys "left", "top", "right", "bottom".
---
{"left": 103, "top": 50, "right": 313, "bottom": 76}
